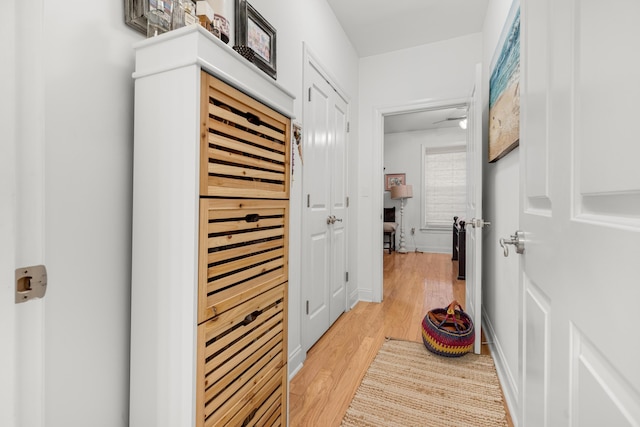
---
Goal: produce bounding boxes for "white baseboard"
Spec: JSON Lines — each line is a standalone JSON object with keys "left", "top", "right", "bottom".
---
{"left": 357, "top": 288, "right": 375, "bottom": 302}
{"left": 288, "top": 344, "right": 305, "bottom": 380}
{"left": 482, "top": 310, "right": 520, "bottom": 427}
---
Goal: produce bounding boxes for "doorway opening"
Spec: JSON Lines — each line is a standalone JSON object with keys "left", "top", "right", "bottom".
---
{"left": 372, "top": 99, "right": 470, "bottom": 302}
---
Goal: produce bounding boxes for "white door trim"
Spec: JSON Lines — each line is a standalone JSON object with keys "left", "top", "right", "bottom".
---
{"left": 3, "top": 0, "right": 47, "bottom": 425}
{"left": 371, "top": 97, "right": 468, "bottom": 302}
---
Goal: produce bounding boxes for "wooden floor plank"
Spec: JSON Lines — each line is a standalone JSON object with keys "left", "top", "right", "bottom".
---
{"left": 288, "top": 252, "right": 513, "bottom": 427}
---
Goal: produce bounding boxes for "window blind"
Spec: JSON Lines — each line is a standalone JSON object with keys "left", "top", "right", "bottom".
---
{"left": 423, "top": 147, "right": 467, "bottom": 229}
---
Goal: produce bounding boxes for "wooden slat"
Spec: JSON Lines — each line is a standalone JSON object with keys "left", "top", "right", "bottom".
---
{"left": 209, "top": 133, "right": 284, "bottom": 163}
{"left": 202, "top": 197, "right": 289, "bottom": 212}
{"left": 209, "top": 104, "right": 285, "bottom": 142}
{"left": 203, "top": 273, "right": 286, "bottom": 322}
{"left": 208, "top": 147, "right": 286, "bottom": 173}
{"left": 207, "top": 227, "right": 284, "bottom": 248}
{"left": 206, "top": 217, "right": 284, "bottom": 234}
{"left": 203, "top": 284, "right": 283, "bottom": 338}
{"left": 207, "top": 239, "right": 283, "bottom": 265}
{"left": 207, "top": 176, "right": 284, "bottom": 194}
{"left": 207, "top": 119, "right": 286, "bottom": 153}
{"left": 208, "top": 162, "right": 285, "bottom": 182}
{"left": 206, "top": 208, "right": 284, "bottom": 221}
{"left": 207, "top": 248, "right": 285, "bottom": 278}
{"left": 206, "top": 258, "right": 284, "bottom": 294}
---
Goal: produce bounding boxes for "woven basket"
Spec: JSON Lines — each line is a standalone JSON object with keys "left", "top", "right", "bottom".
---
{"left": 421, "top": 300, "right": 474, "bottom": 357}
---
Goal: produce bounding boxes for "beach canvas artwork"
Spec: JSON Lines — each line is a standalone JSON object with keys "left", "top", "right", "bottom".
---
{"left": 489, "top": 0, "right": 520, "bottom": 162}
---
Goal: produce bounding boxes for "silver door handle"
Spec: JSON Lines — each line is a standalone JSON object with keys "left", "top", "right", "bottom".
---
{"left": 499, "top": 231, "right": 525, "bottom": 257}
{"left": 327, "top": 215, "right": 343, "bottom": 225}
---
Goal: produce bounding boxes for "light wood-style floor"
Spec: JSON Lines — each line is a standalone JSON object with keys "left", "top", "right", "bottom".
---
{"left": 289, "top": 251, "right": 513, "bottom": 427}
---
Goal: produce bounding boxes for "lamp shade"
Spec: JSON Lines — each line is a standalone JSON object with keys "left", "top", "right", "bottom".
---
{"left": 390, "top": 184, "right": 413, "bottom": 200}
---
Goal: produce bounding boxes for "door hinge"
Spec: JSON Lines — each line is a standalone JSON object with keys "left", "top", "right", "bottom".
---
{"left": 307, "top": 194, "right": 310, "bottom": 207}
{"left": 308, "top": 87, "right": 311, "bottom": 102}
{"left": 347, "top": 122, "right": 350, "bottom": 133}
{"left": 345, "top": 272, "right": 349, "bottom": 282}
{"left": 346, "top": 196, "right": 349, "bottom": 207}
{"left": 306, "top": 300, "right": 309, "bottom": 315}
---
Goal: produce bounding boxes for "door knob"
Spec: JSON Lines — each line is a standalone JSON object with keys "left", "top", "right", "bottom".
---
{"left": 326, "top": 215, "right": 343, "bottom": 225}
{"left": 499, "top": 231, "right": 525, "bottom": 257}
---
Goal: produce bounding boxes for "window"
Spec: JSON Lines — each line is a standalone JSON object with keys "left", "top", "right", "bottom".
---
{"left": 422, "top": 145, "right": 467, "bottom": 229}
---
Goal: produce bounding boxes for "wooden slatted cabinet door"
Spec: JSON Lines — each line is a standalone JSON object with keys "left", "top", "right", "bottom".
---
{"left": 200, "top": 72, "right": 291, "bottom": 199}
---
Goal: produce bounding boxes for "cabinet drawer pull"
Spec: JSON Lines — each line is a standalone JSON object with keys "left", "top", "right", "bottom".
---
{"left": 245, "top": 112, "right": 261, "bottom": 126}
{"left": 245, "top": 213, "right": 260, "bottom": 223}
{"left": 242, "top": 310, "right": 262, "bottom": 326}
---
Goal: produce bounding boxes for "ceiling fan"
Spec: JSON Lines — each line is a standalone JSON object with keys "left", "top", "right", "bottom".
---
{"left": 432, "top": 115, "right": 467, "bottom": 124}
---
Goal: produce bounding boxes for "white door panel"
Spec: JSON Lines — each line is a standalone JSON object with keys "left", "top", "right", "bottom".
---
{"left": 303, "top": 70, "right": 332, "bottom": 350}
{"left": 2, "top": 1, "right": 47, "bottom": 423}
{"left": 466, "top": 63, "right": 484, "bottom": 355}
{"left": 330, "top": 226, "right": 346, "bottom": 324}
{"left": 329, "top": 92, "right": 348, "bottom": 325}
{"left": 521, "top": 1, "right": 640, "bottom": 425}
{"left": 302, "top": 53, "right": 349, "bottom": 352}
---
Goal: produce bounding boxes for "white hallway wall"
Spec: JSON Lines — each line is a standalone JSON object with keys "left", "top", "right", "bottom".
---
{"left": 481, "top": 0, "right": 521, "bottom": 418}
{"left": 384, "top": 127, "right": 467, "bottom": 253}
{"left": 9, "top": 0, "right": 358, "bottom": 424}
{"left": 358, "top": 33, "right": 483, "bottom": 301}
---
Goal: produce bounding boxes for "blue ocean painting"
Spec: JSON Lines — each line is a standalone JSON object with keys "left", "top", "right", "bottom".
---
{"left": 490, "top": 7, "right": 520, "bottom": 109}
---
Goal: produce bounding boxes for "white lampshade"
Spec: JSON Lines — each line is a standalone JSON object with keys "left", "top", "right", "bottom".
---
{"left": 390, "top": 184, "right": 413, "bottom": 200}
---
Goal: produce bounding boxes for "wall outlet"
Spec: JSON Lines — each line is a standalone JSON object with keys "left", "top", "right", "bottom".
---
{"left": 411, "top": 227, "right": 415, "bottom": 235}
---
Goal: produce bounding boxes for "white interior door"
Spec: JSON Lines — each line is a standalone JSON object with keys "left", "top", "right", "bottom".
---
{"left": 302, "top": 53, "right": 348, "bottom": 352}
{"left": 303, "top": 61, "right": 332, "bottom": 351}
{"left": 329, "top": 93, "right": 348, "bottom": 325}
{"left": 1, "top": 1, "right": 46, "bottom": 424}
{"left": 520, "top": 1, "right": 640, "bottom": 425}
{"left": 465, "top": 63, "right": 485, "bottom": 355}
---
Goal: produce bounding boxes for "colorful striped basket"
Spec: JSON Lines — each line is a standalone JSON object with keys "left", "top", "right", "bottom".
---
{"left": 421, "top": 300, "right": 474, "bottom": 357}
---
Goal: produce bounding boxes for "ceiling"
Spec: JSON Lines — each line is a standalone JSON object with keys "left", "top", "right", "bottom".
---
{"left": 384, "top": 106, "right": 468, "bottom": 134}
{"left": 325, "top": 0, "right": 489, "bottom": 58}
{"left": 324, "top": 0, "right": 488, "bottom": 134}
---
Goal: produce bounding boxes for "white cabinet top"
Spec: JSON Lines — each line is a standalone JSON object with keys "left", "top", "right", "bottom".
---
{"left": 133, "top": 25, "right": 295, "bottom": 118}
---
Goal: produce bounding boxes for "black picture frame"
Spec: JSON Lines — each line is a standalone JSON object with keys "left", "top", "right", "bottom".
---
{"left": 235, "top": 0, "right": 277, "bottom": 80}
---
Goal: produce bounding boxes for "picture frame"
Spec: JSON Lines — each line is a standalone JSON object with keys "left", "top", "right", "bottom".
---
{"left": 235, "top": 0, "right": 277, "bottom": 80}
{"left": 488, "top": 0, "right": 520, "bottom": 162}
{"left": 124, "top": 0, "right": 150, "bottom": 35}
{"left": 385, "top": 173, "right": 406, "bottom": 191}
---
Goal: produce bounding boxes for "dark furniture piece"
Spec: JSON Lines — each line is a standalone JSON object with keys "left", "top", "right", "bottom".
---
{"left": 383, "top": 207, "right": 397, "bottom": 254}
{"left": 452, "top": 216, "right": 466, "bottom": 280}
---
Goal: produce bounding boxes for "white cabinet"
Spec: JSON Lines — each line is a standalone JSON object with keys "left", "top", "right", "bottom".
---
{"left": 130, "top": 25, "right": 294, "bottom": 427}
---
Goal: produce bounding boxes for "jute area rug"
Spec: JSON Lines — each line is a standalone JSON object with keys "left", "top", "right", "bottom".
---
{"left": 341, "top": 339, "right": 508, "bottom": 427}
